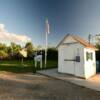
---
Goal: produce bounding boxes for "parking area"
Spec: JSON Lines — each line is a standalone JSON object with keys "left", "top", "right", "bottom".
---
{"left": 0, "top": 71, "right": 99, "bottom": 100}
{"left": 0, "top": 72, "right": 100, "bottom": 100}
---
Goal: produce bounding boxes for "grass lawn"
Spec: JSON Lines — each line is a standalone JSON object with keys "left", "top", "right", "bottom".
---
{"left": 0, "top": 59, "right": 58, "bottom": 73}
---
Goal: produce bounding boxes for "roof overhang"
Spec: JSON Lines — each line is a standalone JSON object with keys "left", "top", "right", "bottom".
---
{"left": 56, "top": 33, "right": 97, "bottom": 50}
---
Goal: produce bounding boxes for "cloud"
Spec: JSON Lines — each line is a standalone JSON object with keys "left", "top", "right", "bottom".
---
{"left": 0, "top": 24, "right": 31, "bottom": 43}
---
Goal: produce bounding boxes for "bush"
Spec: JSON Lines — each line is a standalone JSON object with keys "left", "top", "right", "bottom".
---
{"left": 96, "top": 51, "right": 100, "bottom": 61}
{"left": 41, "top": 48, "right": 58, "bottom": 61}
{"left": 47, "top": 48, "right": 58, "bottom": 60}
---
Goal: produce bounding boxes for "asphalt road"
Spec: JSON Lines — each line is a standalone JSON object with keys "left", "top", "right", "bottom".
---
{"left": 0, "top": 72, "right": 99, "bottom": 100}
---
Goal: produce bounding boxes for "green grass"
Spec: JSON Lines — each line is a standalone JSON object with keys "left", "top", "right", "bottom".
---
{"left": 0, "top": 59, "right": 58, "bottom": 73}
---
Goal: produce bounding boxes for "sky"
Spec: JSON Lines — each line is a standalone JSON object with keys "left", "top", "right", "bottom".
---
{"left": 0, "top": 0, "right": 100, "bottom": 47}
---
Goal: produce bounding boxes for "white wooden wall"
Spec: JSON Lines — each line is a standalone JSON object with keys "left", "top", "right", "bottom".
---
{"left": 58, "top": 36, "right": 85, "bottom": 78}
{"left": 58, "top": 35, "right": 96, "bottom": 79}
{"left": 84, "top": 48, "right": 96, "bottom": 79}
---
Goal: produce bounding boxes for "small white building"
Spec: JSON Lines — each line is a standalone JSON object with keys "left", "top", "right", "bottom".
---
{"left": 57, "top": 34, "right": 97, "bottom": 79}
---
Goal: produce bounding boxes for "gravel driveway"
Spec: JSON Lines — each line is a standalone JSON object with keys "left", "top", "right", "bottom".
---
{"left": 0, "top": 72, "right": 99, "bottom": 100}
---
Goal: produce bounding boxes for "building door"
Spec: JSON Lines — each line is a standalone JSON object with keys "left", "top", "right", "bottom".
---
{"left": 63, "top": 45, "right": 75, "bottom": 75}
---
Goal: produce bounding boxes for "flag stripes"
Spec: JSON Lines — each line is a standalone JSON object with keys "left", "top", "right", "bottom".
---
{"left": 46, "top": 18, "right": 50, "bottom": 34}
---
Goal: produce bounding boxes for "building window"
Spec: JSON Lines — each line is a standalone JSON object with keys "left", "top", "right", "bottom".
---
{"left": 86, "top": 52, "right": 93, "bottom": 61}
{"left": 86, "top": 52, "right": 89, "bottom": 61}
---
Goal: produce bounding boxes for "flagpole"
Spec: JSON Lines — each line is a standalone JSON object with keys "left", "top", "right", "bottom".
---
{"left": 45, "top": 18, "right": 50, "bottom": 68}
{"left": 45, "top": 31, "right": 48, "bottom": 67}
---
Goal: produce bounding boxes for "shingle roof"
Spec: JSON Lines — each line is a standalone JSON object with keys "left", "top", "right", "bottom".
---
{"left": 57, "top": 34, "right": 97, "bottom": 50}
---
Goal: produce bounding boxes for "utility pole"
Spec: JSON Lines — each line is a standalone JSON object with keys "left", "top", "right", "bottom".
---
{"left": 88, "top": 34, "right": 91, "bottom": 44}
{"left": 88, "top": 33, "right": 100, "bottom": 44}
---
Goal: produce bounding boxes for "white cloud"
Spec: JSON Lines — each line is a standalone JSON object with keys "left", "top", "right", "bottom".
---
{"left": 0, "top": 24, "right": 31, "bottom": 44}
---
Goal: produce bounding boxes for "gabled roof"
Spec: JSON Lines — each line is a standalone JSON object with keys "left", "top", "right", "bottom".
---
{"left": 57, "top": 34, "right": 97, "bottom": 50}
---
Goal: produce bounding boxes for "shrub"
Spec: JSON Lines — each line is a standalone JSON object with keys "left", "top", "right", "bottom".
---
{"left": 41, "top": 48, "right": 58, "bottom": 61}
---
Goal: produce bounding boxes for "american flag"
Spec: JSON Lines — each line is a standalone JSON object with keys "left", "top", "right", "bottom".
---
{"left": 44, "top": 18, "right": 50, "bottom": 67}
{"left": 45, "top": 18, "right": 50, "bottom": 34}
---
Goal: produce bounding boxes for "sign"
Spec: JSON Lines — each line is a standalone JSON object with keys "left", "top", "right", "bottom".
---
{"left": 34, "top": 55, "right": 42, "bottom": 68}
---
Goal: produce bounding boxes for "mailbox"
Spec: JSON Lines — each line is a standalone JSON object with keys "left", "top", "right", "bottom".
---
{"left": 76, "top": 56, "right": 80, "bottom": 62}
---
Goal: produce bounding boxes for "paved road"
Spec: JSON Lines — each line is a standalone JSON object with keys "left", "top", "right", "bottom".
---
{"left": 0, "top": 72, "right": 99, "bottom": 100}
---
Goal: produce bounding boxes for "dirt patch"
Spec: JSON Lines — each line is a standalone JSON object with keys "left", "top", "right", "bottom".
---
{"left": 0, "top": 72, "right": 99, "bottom": 100}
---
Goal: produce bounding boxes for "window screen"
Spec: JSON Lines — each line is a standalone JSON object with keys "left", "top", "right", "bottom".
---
{"left": 86, "top": 52, "right": 93, "bottom": 61}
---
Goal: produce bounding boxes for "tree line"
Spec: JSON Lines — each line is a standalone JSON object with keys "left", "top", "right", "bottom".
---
{"left": 0, "top": 42, "right": 58, "bottom": 61}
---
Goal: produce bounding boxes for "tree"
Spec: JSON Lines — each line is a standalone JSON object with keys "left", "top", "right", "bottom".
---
{"left": 41, "top": 47, "right": 58, "bottom": 61}
{"left": 47, "top": 48, "right": 58, "bottom": 60}
{"left": 11, "top": 42, "right": 21, "bottom": 55}
{"left": 95, "top": 38, "right": 100, "bottom": 62}
{"left": 95, "top": 38, "right": 100, "bottom": 50}
{"left": 25, "top": 42, "right": 34, "bottom": 58}
{"left": 0, "top": 43, "right": 8, "bottom": 59}
{"left": 0, "top": 43, "right": 7, "bottom": 53}
{"left": 8, "top": 42, "right": 22, "bottom": 59}
{"left": 0, "top": 50, "right": 8, "bottom": 59}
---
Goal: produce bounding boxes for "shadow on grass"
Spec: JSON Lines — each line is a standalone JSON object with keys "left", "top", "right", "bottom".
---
{"left": 0, "top": 60, "right": 58, "bottom": 73}
{"left": 0, "top": 65, "right": 34, "bottom": 73}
